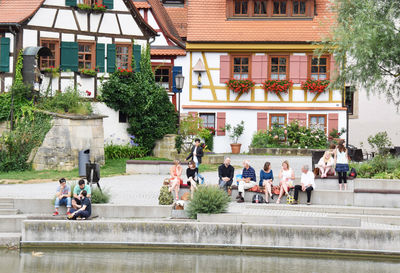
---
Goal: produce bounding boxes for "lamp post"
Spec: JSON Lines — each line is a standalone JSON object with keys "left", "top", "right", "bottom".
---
{"left": 175, "top": 73, "right": 184, "bottom": 125}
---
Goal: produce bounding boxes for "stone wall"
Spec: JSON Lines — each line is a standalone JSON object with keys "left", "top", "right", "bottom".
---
{"left": 32, "top": 114, "right": 105, "bottom": 171}
{"left": 153, "top": 134, "right": 178, "bottom": 159}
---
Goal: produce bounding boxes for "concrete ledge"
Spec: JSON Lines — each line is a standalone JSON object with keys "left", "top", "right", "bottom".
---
{"left": 0, "top": 215, "right": 27, "bottom": 232}
{"left": 355, "top": 179, "right": 400, "bottom": 191}
{"left": 0, "top": 233, "right": 21, "bottom": 248}
{"left": 126, "top": 160, "right": 174, "bottom": 174}
{"left": 21, "top": 220, "right": 400, "bottom": 254}
{"left": 202, "top": 154, "right": 225, "bottom": 164}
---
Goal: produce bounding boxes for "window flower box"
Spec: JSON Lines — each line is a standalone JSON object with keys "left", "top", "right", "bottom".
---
{"left": 301, "top": 79, "right": 330, "bottom": 94}
{"left": 92, "top": 2, "right": 107, "bottom": 13}
{"left": 263, "top": 80, "right": 293, "bottom": 95}
{"left": 76, "top": 3, "right": 92, "bottom": 13}
{"left": 78, "top": 68, "right": 98, "bottom": 77}
{"left": 41, "top": 66, "right": 60, "bottom": 77}
{"left": 115, "top": 67, "right": 134, "bottom": 79}
{"left": 225, "top": 79, "right": 255, "bottom": 94}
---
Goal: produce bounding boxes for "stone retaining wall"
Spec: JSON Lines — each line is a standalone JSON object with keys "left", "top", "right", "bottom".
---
{"left": 249, "top": 147, "right": 323, "bottom": 156}
{"left": 32, "top": 113, "right": 105, "bottom": 170}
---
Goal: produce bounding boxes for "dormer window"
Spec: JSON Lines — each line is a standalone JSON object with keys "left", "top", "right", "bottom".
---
{"left": 227, "top": 0, "right": 313, "bottom": 18}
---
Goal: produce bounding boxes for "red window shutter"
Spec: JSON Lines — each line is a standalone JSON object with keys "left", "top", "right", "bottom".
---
{"left": 288, "top": 113, "right": 298, "bottom": 124}
{"left": 220, "top": 55, "right": 230, "bottom": 83}
{"left": 328, "top": 113, "right": 339, "bottom": 134}
{"left": 252, "top": 55, "right": 268, "bottom": 84}
{"left": 217, "top": 112, "right": 226, "bottom": 136}
{"left": 289, "top": 55, "right": 307, "bottom": 84}
{"left": 288, "top": 113, "right": 307, "bottom": 126}
{"left": 188, "top": 112, "right": 198, "bottom": 117}
{"left": 330, "top": 55, "right": 337, "bottom": 80}
{"left": 257, "top": 112, "right": 268, "bottom": 131}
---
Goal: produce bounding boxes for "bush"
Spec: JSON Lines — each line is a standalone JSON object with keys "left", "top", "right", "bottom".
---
{"left": 0, "top": 83, "right": 33, "bottom": 122}
{"left": 38, "top": 87, "right": 92, "bottom": 115}
{"left": 198, "top": 127, "right": 214, "bottom": 152}
{"left": 367, "top": 131, "right": 393, "bottom": 155}
{"left": 186, "top": 185, "right": 231, "bottom": 219}
{"left": 104, "top": 143, "right": 148, "bottom": 160}
{"left": 350, "top": 156, "right": 400, "bottom": 179}
{"left": 158, "top": 185, "right": 174, "bottom": 205}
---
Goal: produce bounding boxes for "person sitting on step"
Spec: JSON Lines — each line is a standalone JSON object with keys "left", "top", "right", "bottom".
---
{"left": 293, "top": 165, "right": 315, "bottom": 205}
{"left": 186, "top": 160, "right": 199, "bottom": 199}
{"left": 53, "top": 178, "right": 72, "bottom": 216}
{"left": 72, "top": 179, "right": 91, "bottom": 210}
{"left": 259, "top": 161, "right": 274, "bottom": 203}
{"left": 276, "top": 160, "right": 295, "bottom": 204}
{"left": 218, "top": 157, "right": 235, "bottom": 193}
{"left": 68, "top": 190, "right": 91, "bottom": 220}
{"left": 317, "top": 151, "right": 335, "bottom": 178}
{"left": 236, "top": 160, "right": 257, "bottom": 203}
{"left": 169, "top": 160, "right": 183, "bottom": 201}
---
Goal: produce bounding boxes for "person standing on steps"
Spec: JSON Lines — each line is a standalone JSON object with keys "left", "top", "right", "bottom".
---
{"left": 334, "top": 140, "right": 349, "bottom": 191}
{"left": 186, "top": 138, "right": 205, "bottom": 184}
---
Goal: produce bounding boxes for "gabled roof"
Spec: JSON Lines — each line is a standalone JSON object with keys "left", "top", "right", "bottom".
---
{"left": 133, "top": 0, "right": 185, "bottom": 48}
{"left": 186, "top": 0, "right": 335, "bottom": 43}
{"left": 165, "top": 5, "right": 187, "bottom": 39}
{"left": 0, "top": 0, "right": 44, "bottom": 24}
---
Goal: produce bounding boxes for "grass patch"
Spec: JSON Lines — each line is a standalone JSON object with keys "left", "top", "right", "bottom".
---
{"left": 0, "top": 158, "right": 128, "bottom": 182}
{"left": 199, "top": 164, "right": 219, "bottom": 172}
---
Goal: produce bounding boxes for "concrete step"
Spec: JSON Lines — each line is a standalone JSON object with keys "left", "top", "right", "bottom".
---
{"left": 0, "top": 198, "right": 14, "bottom": 203}
{"left": 0, "top": 203, "right": 14, "bottom": 209}
{"left": 314, "top": 178, "right": 354, "bottom": 190}
{"left": 0, "top": 209, "right": 18, "bottom": 215}
{"left": 0, "top": 216, "right": 27, "bottom": 232}
{"left": 197, "top": 213, "right": 361, "bottom": 227}
{"left": 0, "top": 233, "right": 21, "bottom": 248}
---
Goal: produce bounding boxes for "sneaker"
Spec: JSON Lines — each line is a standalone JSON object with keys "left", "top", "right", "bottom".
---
{"left": 52, "top": 211, "right": 59, "bottom": 216}
{"left": 307, "top": 202, "right": 311, "bottom": 205}
{"left": 237, "top": 198, "right": 244, "bottom": 203}
{"left": 66, "top": 212, "right": 72, "bottom": 216}
{"left": 201, "top": 177, "right": 205, "bottom": 184}
{"left": 291, "top": 201, "right": 298, "bottom": 205}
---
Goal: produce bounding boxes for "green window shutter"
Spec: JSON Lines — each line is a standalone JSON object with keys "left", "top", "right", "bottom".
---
{"left": 103, "top": 0, "right": 114, "bottom": 9}
{"left": 133, "top": 44, "right": 141, "bottom": 72}
{"left": 107, "top": 44, "right": 116, "bottom": 73}
{"left": 0, "top": 37, "right": 10, "bottom": 72}
{"left": 60, "top": 41, "right": 78, "bottom": 72}
{"left": 65, "top": 0, "right": 77, "bottom": 7}
{"left": 96, "top": 43, "right": 105, "bottom": 73}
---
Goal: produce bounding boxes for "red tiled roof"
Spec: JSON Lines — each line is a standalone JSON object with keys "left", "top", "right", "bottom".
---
{"left": 165, "top": 6, "right": 187, "bottom": 38}
{"left": 186, "top": 0, "right": 335, "bottom": 43}
{"left": 133, "top": 1, "right": 151, "bottom": 9}
{"left": 151, "top": 48, "right": 186, "bottom": 56}
{"left": 0, "top": 0, "right": 44, "bottom": 24}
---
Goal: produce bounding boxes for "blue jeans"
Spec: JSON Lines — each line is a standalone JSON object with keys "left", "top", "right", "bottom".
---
{"left": 55, "top": 197, "right": 71, "bottom": 208}
{"left": 196, "top": 162, "right": 205, "bottom": 183}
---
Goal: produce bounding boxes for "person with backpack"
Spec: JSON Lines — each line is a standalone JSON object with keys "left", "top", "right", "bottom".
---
{"left": 334, "top": 140, "right": 350, "bottom": 191}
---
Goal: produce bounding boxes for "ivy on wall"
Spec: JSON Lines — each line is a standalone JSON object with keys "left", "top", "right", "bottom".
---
{"left": 13, "top": 49, "right": 24, "bottom": 86}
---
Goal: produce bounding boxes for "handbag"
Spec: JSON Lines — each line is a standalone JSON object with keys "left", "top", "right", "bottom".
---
{"left": 248, "top": 185, "right": 260, "bottom": 192}
{"left": 272, "top": 186, "right": 280, "bottom": 195}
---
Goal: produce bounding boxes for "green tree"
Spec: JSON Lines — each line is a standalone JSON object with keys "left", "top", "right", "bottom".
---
{"left": 322, "top": 0, "right": 400, "bottom": 106}
{"left": 100, "top": 45, "right": 177, "bottom": 151}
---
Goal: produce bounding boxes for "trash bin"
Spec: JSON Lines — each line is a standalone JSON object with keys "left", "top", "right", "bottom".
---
{"left": 79, "top": 149, "right": 90, "bottom": 177}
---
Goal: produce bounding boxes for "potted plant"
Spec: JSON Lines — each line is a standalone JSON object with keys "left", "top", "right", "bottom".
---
{"left": 76, "top": 3, "right": 92, "bottom": 13}
{"left": 225, "top": 79, "right": 255, "bottom": 95}
{"left": 224, "top": 121, "right": 245, "bottom": 154}
{"left": 92, "top": 2, "right": 107, "bottom": 13}
{"left": 78, "top": 68, "right": 98, "bottom": 77}
{"left": 301, "top": 79, "right": 330, "bottom": 94}
{"left": 263, "top": 79, "right": 293, "bottom": 95}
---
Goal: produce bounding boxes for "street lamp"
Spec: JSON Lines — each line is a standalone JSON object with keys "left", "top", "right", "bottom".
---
{"left": 174, "top": 74, "right": 184, "bottom": 125}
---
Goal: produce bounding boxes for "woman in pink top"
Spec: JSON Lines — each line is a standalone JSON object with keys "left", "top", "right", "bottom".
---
{"left": 169, "top": 160, "right": 183, "bottom": 200}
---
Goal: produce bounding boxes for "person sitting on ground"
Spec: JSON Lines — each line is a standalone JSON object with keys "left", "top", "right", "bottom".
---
{"left": 68, "top": 190, "right": 91, "bottom": 220}
{"left": 169, "top": 160, "right": 183, "bottom": 200}
{"left": 186, "top": 160, "right": 199, "bottom": 199}
{"left": 259, "top": 162, "right": 274, "bottom": 203}
{"left": 236, "top": 160, "right": 257, "bottom": 203}
{"left": 218, "top": 157, "right": 235, "bottom": 193}
{"left": 53, "top": 178, "right": 72, "bottom": 216}
{"left": 186, "top": 138, "right": 205, "bottom": 184}
{"left": 334, "top": 140, "right": 349, "bottom": 191}
{"left": 72, "top": 179, "right": 91, "bottom": 210}
{"left": 293, "top": 165, "right": 316, "bottom": 205}
{"left": 317, "top": 151, "right": 335, "bottom": 178}
{"left": 276, "top": 160, "right": 295, "bottom": 204}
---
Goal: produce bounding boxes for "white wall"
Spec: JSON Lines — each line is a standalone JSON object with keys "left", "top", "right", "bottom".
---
{"left": 349, "top": 90, "right": 400, "bottom": 148}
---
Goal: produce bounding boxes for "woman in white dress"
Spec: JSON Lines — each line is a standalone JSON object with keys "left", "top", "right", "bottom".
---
{"left": 276, "top": 160, "right": 295, "bottom": 204}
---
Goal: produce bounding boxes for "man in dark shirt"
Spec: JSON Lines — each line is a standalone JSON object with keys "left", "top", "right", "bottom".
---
{"left": 68, "top": 190, "right": 91, "bottom": 220}
{"left": 218, "top": 157, "right": 234, "bottom": 192}
{"left": 237, "top": 160, "right": 257, "bottom": 203}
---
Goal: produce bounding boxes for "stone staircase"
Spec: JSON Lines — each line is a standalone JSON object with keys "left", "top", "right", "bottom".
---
{"left": 0, "top": 198, "right": 23, "bottom": 248}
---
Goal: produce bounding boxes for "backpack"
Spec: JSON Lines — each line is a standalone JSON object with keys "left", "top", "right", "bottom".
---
{"left": 349, "top": 168, "right": 357, "bottom": 178}
{"left": 252, "top": 194, "right": 264, "bottom": 204}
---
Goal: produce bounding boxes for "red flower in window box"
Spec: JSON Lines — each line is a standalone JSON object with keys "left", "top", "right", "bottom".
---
{"left": 225, "top": 79, "right": 255, "bottom": 94}
{"left": 206, "top": 127, "right": 216, "bottom": 135}
{"left": 263, "top": 80, "right": 293, "bottom": 95}
{"left": 114, "top": 67, "right": 134, "bottom": 79}
{"left": 301, "top": 79, "right": 330, "bottom": 94}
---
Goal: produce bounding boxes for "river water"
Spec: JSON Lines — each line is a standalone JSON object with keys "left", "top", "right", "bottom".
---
{"left": 1, "top": 249, "right": 399, "bottom": 273}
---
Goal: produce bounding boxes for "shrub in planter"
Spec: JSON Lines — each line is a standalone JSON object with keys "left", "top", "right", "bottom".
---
{"left": 186, "top": 185, "right": 231, "bottom": 219}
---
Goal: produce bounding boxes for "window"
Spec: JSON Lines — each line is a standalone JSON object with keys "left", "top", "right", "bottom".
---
{"left": 200, "top": 113, "right": 216, "bottom": 128}
{"left": 270, "top": 114, "right": 286, "bottom": 128}
{"left": 119, "top": 111, "right": 127, "bottom": 123}
{"left": 162, "top": 0, "right": 184, "bottom": 4}
{"left": 309, "top": 114, "right": 327, "bottom": 132}
{"left": 40, "top": 39, "right": 60, "bottom": 69}
{"left": 270, "top": 56, "right": 288, "bottom": 80}
{"left": 116, "top": 44, "right": 132, "bottom": 69}
{"left": 154, "top": 67, "right": 171, "bottom": 91}
{"left": 234, "top": 0, "right": 249, "bottom": 15}
{"left": 293, "top": 0, "right": 306, "bottom": 15}
{"left": 78, "top": 42, "right": 95, "bottom": 70}
{"left": 310, "top": 56, "right": 329, "bottom": 80}
{"left": 345, "top": 86, "right": 357, "bottom": 116}
{"left": 77, "top": 0, "right": 102, "bottom": 4}
{"left": 254, "top": 1, "right": 267, "bottom": 15}
{"left": 231, "top": 55, "right": 250, "bottom": 79}
{"left": 273, "top": 0, "right": 287, "bottom": 15}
